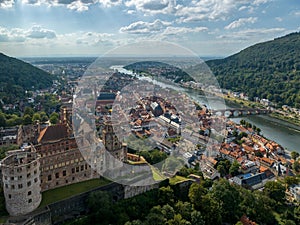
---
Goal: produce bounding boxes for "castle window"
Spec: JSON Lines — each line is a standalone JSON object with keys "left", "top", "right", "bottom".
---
{"left": 4, "top": 176, "right": 7, "bottom": 180}
{"left": 72, "top": 177, "right": 75, "bottom": 181}
{"left": 72, "top": 168, "right": 75, "bottom": 174}
{"left": 27, "top": 173, "right": 31, "bottom": 178}
{"left": 28, "top": 199, "right": 32, "bottom": 203}
{"left": 19, "top": 175, "right": 22, "bottom": 179}
{"left": 65, "top": 180, "right": 68, "bottom": 184}
{"left": 55, "top": 173, "right": 59, "bottom": 179}
{"left": 18, "top": 184, "right": 23, "bottom": 189}
{"left": 81, "top": 165, "right": 84, "bottom": 171}
{"left": 11, "top": 185, "right": 15, "bottom": 189}
{"left": 5, "top": 184, "right": 8, "bottom": 188}
{"left": 48, "top": 175, "right": 52, "bottom": 181}
{"left": 34, "top": 170, "right": 37, "bottom": 175}
{"left": 10, "top": 177, "right": 14, "bottom": 181}
{"left": 8, "top": 194, "right": 11, "bottom": 199}
{"left": 34, "top": 178, "right": 38, "bottom": 183}
{"left": 85, "top": 164, "right": 88, "bottom": 170}
{"left": 76, "top": 167, "right": 79, "bottom": 172}
{"left": 27, "top": 181, "right": 31, "bottom": 187}
{"left": 63, "top": 170, "right": 66, "bottom": 176}
{"left": 28, "top": 191, "right": 32, "bottom": 196}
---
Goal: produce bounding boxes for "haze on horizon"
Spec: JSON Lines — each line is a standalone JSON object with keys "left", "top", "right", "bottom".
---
{"left": 0, "top": 0, "right": 299, "bottom": 58}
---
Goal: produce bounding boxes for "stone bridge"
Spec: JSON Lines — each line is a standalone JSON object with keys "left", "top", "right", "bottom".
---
{"left": 210, "top": 108, "right": 271, "bottom": 118}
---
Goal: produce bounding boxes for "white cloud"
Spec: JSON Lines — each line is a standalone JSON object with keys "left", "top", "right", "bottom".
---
{"left": 218, "top": 28, "right": 286, "bottom": 40}
{"left": 67, "top": 0, "right": 90, "bottom": 12}
{"left": 293, "top": 11, "right": 300, "bottom": 17}
{"left": 99, "top": 0, "right": 122, "bottom": 8}
{"left": 175, "top": 0, "right": 272, "bottom": 23}
{"left": 0, "top": 25, "right": 57, "bottom": 42}
{"left": 225, "top": 17, "right": 257, "bottom": 30}
{"left": 125, "top": 0, "right": 176, "bottom": 14}
{"left": 120, "top": 19, "right": 171, "bottom": 34}
{"left": 275, "top": 17, "right": 283, "bottom": 22}
{"left": 27, "top": 25, "right": 57, "bottom": 39}
{"left": 162, "top": 26, "right": 207, "bottom": 36}
{"left": 0, "top": 0, "right": 14, "bottom": 9}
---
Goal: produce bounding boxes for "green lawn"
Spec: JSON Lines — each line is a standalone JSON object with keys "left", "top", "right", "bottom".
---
{"left": 151, "top": 166, "right": 166, "bottom": 181}
{"left": 39, "top": 178, "right": 111, "bottom": 208}
{"left": 169, "top": 175, "right": 191, "bottom": 185}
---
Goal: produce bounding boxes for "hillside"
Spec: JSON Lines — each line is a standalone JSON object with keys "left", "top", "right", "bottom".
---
{"left": 124, "top": 61, "right": 193, "bottom": 83}
{"left": 206, "top": 32, "right": 300, "bottom": 108}
{"left": 0, "top": 53, "right": 54, "bottom": 104}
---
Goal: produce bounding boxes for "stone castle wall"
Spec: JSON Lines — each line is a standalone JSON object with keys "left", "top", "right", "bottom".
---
{"left": 1, "top": 150, "right": 42, "bottom": 216}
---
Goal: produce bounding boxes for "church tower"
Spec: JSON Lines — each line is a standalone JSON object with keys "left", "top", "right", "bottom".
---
{"left": 102, "top": 120, "right": 127, "bottom": 163}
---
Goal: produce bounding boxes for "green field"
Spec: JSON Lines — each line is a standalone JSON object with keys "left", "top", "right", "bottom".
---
{"left": 39, "top": 178, "right": 111, "bottom": 208}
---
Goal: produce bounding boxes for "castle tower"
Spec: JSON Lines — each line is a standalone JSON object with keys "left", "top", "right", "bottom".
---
{"left": 102, "top": 120, "right": 127, "bottom": 165}
{"left": 1, "top": 147, "right": 41, "bottom": 216}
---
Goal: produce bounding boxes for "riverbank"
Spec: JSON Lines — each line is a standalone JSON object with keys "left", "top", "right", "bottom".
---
{"left": 217, "top": 92, "right": 300, "bottom": 128}
{"left": 269, "top": 112, "right": 300, "bottom": 127}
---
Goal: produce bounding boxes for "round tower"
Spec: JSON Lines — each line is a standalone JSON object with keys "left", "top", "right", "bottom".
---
{"left": 1, "top": 150, "right": 41, "bottom": 216}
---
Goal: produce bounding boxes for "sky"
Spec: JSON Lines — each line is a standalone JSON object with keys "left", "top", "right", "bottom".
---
{"left": 0, "top": 0, "right": 299, "bottom": 57}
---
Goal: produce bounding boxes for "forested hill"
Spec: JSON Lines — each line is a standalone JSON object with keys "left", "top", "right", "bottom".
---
{"left": 0, "top": 53, "right": 54, "bottom": 104}
{"left": 206, "top": 32, "right": 300, "bottom": 108}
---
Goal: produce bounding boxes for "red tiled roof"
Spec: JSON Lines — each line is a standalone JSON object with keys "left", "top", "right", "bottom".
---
{"left": 37, "top": 124, "right": 68, "bottom": 143}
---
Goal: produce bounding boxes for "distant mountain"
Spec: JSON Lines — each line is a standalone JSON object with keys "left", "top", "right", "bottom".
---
{"left": 0, "top": 53, "right": 54, "bottom": 104}
{"left": 207, "top": 32, "right": 300, "bottom": 108}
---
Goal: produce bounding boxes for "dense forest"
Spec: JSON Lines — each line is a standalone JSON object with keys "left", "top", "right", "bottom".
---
{"left": 0, "top": 53, "right": 55, "bottom": 104}
{"left": 207, "top": 32, "right": 300, "bottom": 108}
{"left": 64, "top": 176, "right": 300, "bottom": 225}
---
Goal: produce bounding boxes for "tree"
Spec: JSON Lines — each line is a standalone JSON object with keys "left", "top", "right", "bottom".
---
{"left": 188, "top": 183, "right": 207, "bottom": 210}
{"left": 32, "top": 112, "right": 41, "bottom": 122}
{"left": 190, "top": 211, "right": 205, "bottom": 225}
{"left": 284, "top": 220, "right": 296, "bottom": 225}
{"left": 40, "top": 111, "right": 49, "bottom": 123}
{"left": 22, "top": 114, "right": 32, "bottom": 125}
{"left": 49, "top": 112, "right": 59, "bottom": 125}
{"left": 145, "top": 211, "right": 166, "bottom": 225}
{"left": 200, "top": 195, "right": 222, "bottom": 225}
{"left": 175, "top": 201, "right": 193, "bottom": 221}
{"left": 161, "top": 204, "right": 175, "bottom": 220}
{"left": 229, "top": 160, "right": 240, "bottom": 176}
{"left": 210, "top": 179, "right": 242, "bottom": 223}
{"left": 125, "top": 220, "right": 143, "bottom": 225}
{"left": 167, "top": 214, "right": 190, "bottom": 225}
{"left": 293, "top": 160, "right": 300, "bottom": 172}
{"left": 24, "top": 106, "right": 34, "bottom": 117}
{"left": 291, "top": 151, "right": 300, "bottom": 160}
{"left": 0, "top": 113, "right": 6, "bottom": 127}
{"left": 158, "top": 186, "right": 175, "bottom": 205}
{"left": 284, "top": 176, "right": 299, "bottom": 187}
{"left": 263, "top": 181, "right": 286, "bottom": 203}
{"left": 88, "top": 191, "right": 113, "bottom": 224}
{"left": 217, "top": 164, "right": 227, "bottom": 177}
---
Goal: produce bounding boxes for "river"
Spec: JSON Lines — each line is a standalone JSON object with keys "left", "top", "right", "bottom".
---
{"left": 111, "top": 65, "right": 300, "bottom": 153}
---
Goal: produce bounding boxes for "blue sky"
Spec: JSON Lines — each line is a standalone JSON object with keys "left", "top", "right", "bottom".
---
{"left": 0, "top": 0, "right": 299, "bottom": 57}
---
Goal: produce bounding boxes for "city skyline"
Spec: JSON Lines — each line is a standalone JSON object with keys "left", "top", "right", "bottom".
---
{"left": 0, "top": 0, "right": 299, "bottom": 57}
